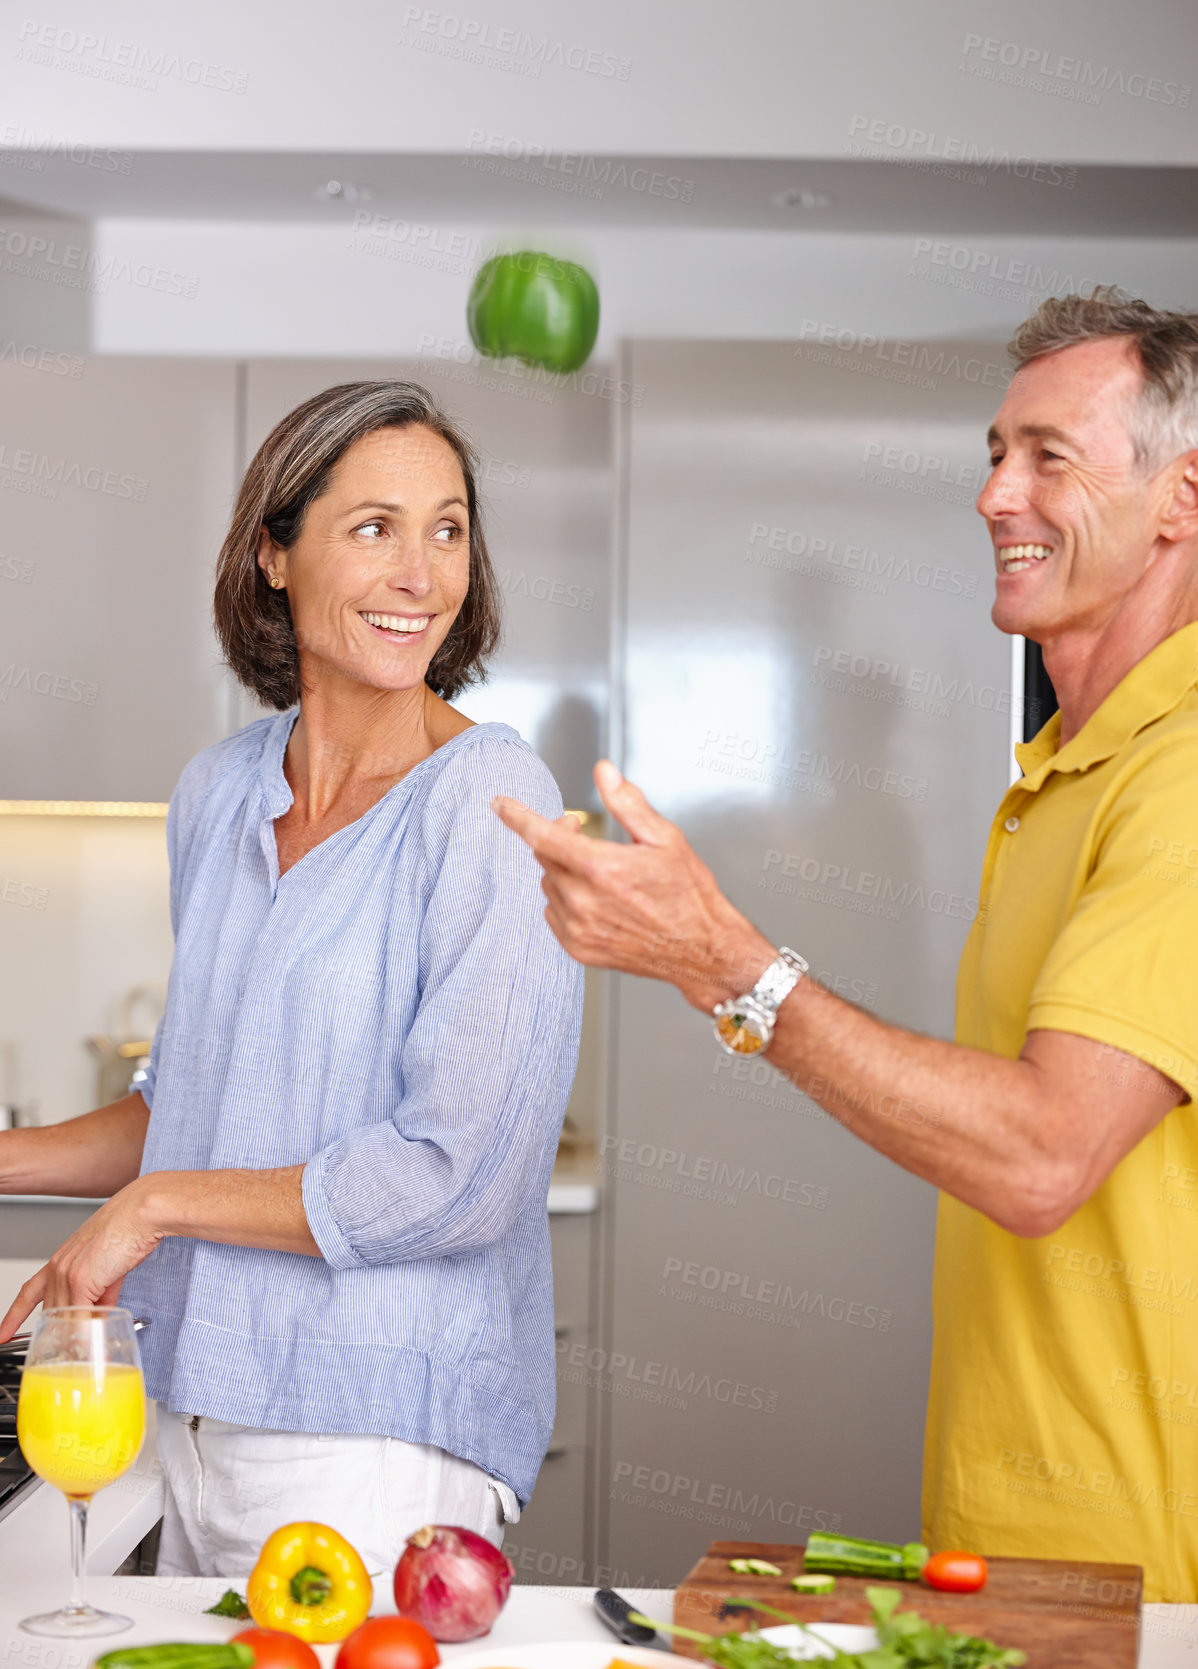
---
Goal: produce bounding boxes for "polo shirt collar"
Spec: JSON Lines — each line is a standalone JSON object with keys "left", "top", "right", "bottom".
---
{"left": 1014, "top": 620, "right": 1198, "bottom": 791}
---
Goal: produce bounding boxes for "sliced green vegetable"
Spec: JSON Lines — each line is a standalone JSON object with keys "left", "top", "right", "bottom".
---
{"left": 729, "top": 1557, "right": 783, "bottom": 1576}
{"left": 203, "top": 1589, "right": 251, "bottom": 1619}
{"left": 790, "top": 1573, "right": 836, "bottom": 1594}
{"left": 96, "top": 1648, "right": 254, "bottom": 1669}
{"left": 803, "top": 1530, "right": 929, "bottom": 1581}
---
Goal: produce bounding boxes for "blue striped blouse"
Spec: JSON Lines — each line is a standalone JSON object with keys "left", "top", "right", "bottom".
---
{"left": 120, "top": 708, "right": 584, "bottom": 1504}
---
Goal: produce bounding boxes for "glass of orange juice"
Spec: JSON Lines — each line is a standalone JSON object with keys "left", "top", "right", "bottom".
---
{"left": 17, "top": 1306, "right": 146, "bottom": 1637}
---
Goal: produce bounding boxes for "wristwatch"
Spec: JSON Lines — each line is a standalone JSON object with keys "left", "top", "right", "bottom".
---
{"left": 712, "top": 947, "right": 809, "bottom": 1056}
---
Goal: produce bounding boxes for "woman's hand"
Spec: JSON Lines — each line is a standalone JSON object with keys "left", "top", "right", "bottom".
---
{"left": 0, "top": 1177, "right": 163, "bottom": 1339}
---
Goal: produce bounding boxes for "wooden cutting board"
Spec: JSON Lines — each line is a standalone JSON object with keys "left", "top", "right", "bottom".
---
{"left": 672, "top": 1540, "right": 1142, "bottom": 1668}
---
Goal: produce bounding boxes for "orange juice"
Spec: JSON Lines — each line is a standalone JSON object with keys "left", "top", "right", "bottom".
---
{"left": 18, "top": 1362, "right": 146, "bottom": 1497}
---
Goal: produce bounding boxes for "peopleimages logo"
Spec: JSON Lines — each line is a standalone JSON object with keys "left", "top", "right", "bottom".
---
{"left": 399, "top": 9, "right": 632, "bottom": 80}
{"left": 761, "top": 848, "right": 979, "bottom": 923}
{"left": 0, "top": 441, "right": 147, "bottom": 500}
{"left": 660, "top": 1255, "right": 893, "bottom": 1331}
{"left": 0, "top": 226, "right": 199, "bottom": 299}
{"left": 746, "top": 521, "right": 977, "bottom": 598}
{"left": 415, "top": 332, "right": 645, "bottom": 407}
{"left": 14, "top": 20, "right": 249, "bottom": 94}
{"left": 697, "top": 728, "right": 928, "bottom": 800}
{"left": 811, "top": 642, "right": 1016, "bottom": 716}
{"left": 0, "top": 122, "right": 134, "bottom": 173}
{"left": 860, "top": 438, "right": 984, "bottom": 490}
{"left": 0, "top": 336, "right": 84, "bottom": 377}
{"left": 795, "top": 318, "right": 1011, "bottom": 388}
{"left": 911, "top": 238, "right": 1102, "bottom": 295}
{"left": 0, "top": 664, "right": 98, "bottom": 704}
{"left": 464, "top": 130, "right": 692, "bottom": 200}
{"left": 558, "top": 1338, "right": 780, "bottom": 1414}
{"left": 610, "top": 1460, "right": 843, "bottom": 1534}
{"left": 847, "top": 114, "right": 1077, "bottom": 187}
{"left": 959, "top": 33, "right": 1191, "bottom": 108}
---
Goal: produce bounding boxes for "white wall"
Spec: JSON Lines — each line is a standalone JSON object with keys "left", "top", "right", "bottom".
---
{"left": 87, "top": 220, "right": 1198, "bottom": 358}
{"left": 0, "top": 815, "right": 172, "bottom": 1126}
{"left": 1, "top": 0, "right": 1194, "bottom": 164}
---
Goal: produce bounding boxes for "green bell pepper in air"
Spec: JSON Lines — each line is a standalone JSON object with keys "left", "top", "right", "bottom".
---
{"left": 467, "top": 251, "right": 600, "bottom": 373}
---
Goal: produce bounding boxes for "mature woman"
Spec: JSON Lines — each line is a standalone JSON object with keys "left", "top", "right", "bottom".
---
{"left": 0, "top": 382, "right": 584, "bottom": 1575}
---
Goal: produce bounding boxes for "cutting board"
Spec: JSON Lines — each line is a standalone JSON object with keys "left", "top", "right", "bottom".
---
{"left": 672, "top": 1540, "right": 1142, "bottom": 1668}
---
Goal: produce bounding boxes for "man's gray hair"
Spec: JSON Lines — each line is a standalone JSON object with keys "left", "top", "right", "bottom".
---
{"left": 1009, "top": 285, "right": 1198, "bottom": 469}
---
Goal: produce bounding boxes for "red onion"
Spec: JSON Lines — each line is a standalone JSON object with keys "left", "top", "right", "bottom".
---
{"left": 393, "top": 1524, "right": 514, "bottom": 1642}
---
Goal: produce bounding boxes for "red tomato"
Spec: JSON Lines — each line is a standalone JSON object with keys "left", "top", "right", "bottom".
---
{"left": 233, "top": 1628, "right": 322, "bottom": 1669}
{"left": 335, "top": 1616, "right": 441, "bottom": 1669}
{"left": 922, "top": 1550, "right": 988, "bottom": 1593}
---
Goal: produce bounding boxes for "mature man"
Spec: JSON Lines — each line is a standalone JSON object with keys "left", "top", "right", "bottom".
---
{"left": 494, "top": 289, "right": 1198, "bottom": 1602}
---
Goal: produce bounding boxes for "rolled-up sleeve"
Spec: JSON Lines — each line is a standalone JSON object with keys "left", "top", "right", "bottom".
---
{"left": 301, "top": 740, "right": 583, "bottom": 1269}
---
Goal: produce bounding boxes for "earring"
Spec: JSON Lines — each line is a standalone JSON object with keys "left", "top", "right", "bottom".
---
{"left": 269, "top": 575, "right": 284, "bottom": 589}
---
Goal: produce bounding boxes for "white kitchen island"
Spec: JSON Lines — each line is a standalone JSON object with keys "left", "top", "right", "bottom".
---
{"left": 1, "top": 1427, "right": 1196, "bottom": 1668}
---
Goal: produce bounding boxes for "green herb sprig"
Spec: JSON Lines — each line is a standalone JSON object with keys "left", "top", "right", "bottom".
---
{"left": 629, "top": 1589, "right": 1026, "bottom": 1669}
{"left": 203, "top": 1590, "right": 250, "bottom": 1620}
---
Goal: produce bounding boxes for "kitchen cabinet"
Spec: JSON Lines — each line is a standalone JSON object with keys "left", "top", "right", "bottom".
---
{"left": 506, "top": 1209, "right": 596, "bottom": 1584}
{"left": 0, "top": 1194, "right": 103, "bottom": 1257}
{"left": 0, "top": 357, "right": 238, "bottom": 801}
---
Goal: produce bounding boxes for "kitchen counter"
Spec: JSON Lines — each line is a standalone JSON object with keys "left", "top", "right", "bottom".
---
{"left": 545, "top": 1149, "right": 600, "bottom": 1214}
{"left": 0, "top": 1578, "right": 675, "bottom": 1663}
{"left": 2, "top": 1573, "right": 1197, "bottom": 1668}
{"left": 0, "top": 1161, "right": 599, "bottom": 1312}
{"left": 1, "top": 1432, "right": 1196, "bottom": 1669}
{"left": 0, "top": 1158, "right": 600, "bottom": 1228}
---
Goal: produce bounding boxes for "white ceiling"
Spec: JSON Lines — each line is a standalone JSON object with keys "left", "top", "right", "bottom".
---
{"left": 2, "top": 0, "right": 1195, "bottom": 166}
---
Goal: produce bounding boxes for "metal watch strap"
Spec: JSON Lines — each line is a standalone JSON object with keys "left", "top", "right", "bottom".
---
{"left": 752, "top": 946, "right": 809, "bottom": 1012}
{"left": 711, "top": 945, "right": 809, "bottom": 1056}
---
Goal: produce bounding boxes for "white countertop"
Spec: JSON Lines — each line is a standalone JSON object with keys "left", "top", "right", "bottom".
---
{"left": 4, "top": 1417, "right": 1196, "bottom": 1666}
{"left": 0, "top": 1576, "right": 674, "bottom": 1666}
{"left": 4, "top": 1572, "right": 1198, "bottom": 1669}
{"left": 0, "top": 1163, "right": 600, "bottom": 1217}
{"left": 0, "top": 1401, "right": 165, "bottom": 1568}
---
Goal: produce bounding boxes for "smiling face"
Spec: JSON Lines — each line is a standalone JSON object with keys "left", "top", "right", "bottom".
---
{"left": 258, "top": 424, "right": 471, "bottom": 695}
{"left": 978, "top": 336, "right": 1175, "bottom": 643}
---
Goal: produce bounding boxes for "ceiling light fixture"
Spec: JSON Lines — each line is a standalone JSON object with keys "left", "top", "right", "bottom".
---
{"left": 772, "top": 187, "right": 832, "bottom": 210}
{"left": 317, "top": 179, "right": 375, "bottom": 204}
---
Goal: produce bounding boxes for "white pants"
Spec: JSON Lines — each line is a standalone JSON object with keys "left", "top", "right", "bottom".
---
{"left": 154, "top": 1403, "right": 518, "bottom": 1578}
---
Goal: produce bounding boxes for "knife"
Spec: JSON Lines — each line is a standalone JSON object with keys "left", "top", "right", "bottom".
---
{"left": 594, "top": 1588, "right": 667, "bottom": 1650}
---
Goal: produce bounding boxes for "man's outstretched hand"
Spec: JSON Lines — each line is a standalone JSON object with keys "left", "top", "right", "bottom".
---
{"left": 493, "top": 759, "right": 773, "bottom": 1011}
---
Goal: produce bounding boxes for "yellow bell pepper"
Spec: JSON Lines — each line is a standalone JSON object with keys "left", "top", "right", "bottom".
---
{"left": 247, "top": 1522, "right": 372, "bottom": 1643}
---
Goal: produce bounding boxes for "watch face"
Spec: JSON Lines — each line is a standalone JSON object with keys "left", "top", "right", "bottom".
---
{"left": 715, "top": 1007, "right": 767, "bottom": 1055}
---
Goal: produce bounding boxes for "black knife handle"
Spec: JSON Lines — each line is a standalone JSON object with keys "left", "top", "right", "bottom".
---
{"left": 594, "top": 1587, "right": 659, "bottom": 1645}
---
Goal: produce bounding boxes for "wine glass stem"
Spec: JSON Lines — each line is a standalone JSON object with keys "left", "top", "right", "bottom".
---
{"left": 69, "top": 1496, "right": 90, "bottom": 1613}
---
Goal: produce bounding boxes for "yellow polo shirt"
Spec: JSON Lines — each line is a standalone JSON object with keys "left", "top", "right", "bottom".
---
{"left": 923, "top": 621, "right": 1198, "bottom": 1602}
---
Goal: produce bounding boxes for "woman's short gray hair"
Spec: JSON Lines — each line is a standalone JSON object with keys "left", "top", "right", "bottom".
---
{"left": 1009, "top": 286, "right": 1198, "bottom": 469}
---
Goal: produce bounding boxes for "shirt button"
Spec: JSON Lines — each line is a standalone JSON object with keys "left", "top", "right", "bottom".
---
{"left": 1004, "top": 815, "right": 1020, "bottom": 832}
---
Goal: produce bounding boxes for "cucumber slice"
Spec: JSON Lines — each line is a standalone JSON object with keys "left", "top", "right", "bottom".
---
{"left": 791, "top": 1574, "right": 836, "bottom": 1595}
